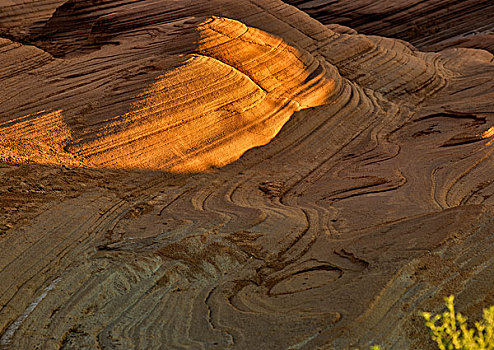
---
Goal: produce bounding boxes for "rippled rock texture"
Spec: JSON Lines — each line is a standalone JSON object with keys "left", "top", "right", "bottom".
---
{"left": 1, "top": 0, "right": 494, "bottom": 349}
{"left": 285, "top": 0, "right": 494, "bottom": 53}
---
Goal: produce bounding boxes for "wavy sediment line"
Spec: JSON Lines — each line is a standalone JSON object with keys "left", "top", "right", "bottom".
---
{"left": 317, "top": 31, "right": 451, "bottom": 102}
{"left": 0, "top": 1, "right": 493, "bottom": 349}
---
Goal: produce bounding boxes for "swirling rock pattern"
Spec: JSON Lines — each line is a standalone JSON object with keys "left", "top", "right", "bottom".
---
{"left": 0, "top": 0, "right": 493, "bottom": 349}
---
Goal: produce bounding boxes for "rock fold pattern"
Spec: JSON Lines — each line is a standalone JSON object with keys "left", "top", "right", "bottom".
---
{"left": 0, "top": 0, "right": 493, "bottom": 349}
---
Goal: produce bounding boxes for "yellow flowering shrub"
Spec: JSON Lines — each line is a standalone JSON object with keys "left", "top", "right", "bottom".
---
{"left": 422, "top": 295, "right": 494, "bottom": 350}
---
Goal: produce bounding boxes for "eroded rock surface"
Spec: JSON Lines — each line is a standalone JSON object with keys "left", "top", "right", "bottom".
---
{"left": 285, "top": 0, "right": 494, "bottom": 53}
{"left": 0, "top": 1, "right": 493, "bottom": 349}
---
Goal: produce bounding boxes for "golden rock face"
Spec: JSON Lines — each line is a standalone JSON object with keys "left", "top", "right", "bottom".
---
{"left": 1, "top": 16, "right": 338, "bottom": 172}
{"left": 0, "top": 1, "right": 493, "bottom": 349}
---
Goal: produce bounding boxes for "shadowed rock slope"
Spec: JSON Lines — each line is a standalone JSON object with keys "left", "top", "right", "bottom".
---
{"left": 0, "top": 0, "right": 493, "bottom": 349}
{"left": 285, "top": 0, "right": 494, "bottom": 53}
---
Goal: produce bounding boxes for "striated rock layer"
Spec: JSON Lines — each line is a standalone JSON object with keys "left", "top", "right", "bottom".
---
{"left": 0, "top": 0, "right": 494, "bottom": 349}
{"left": 285, "top": 0, "right": 494, "bottom": 53}
{"left": 0, "top": 14, "right": 336, "bottom": 172}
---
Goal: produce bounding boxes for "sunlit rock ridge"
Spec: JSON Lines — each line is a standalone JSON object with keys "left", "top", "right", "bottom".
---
{"left": 1, "top": 14, "right": 338, "bottom": 172}
{"left": 0, "top": 0, "right": 493, "bottom": 349}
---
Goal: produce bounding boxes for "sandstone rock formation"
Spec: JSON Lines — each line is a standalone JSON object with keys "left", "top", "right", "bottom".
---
{"left": 285, "top": 0, "right": 494, "bottom": 53}
{"left": 0, "top": 0, "right": 493, "bottom": 349}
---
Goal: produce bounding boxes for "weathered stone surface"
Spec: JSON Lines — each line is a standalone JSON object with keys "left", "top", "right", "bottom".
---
{"left": 0, "top": 1, "right": 493, "bottom": 349}
{"left": 285, "top": 0, "right": 494, "bottom": 52}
